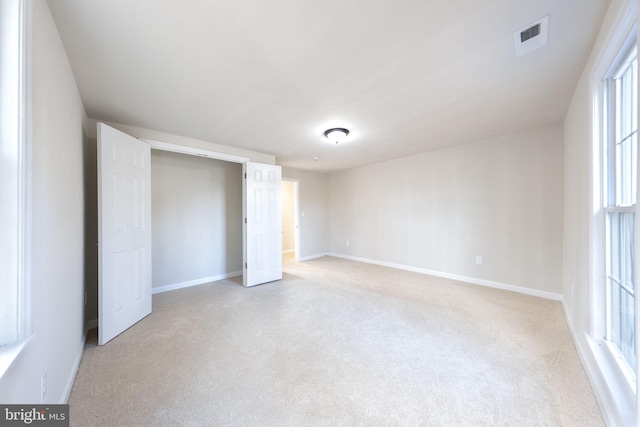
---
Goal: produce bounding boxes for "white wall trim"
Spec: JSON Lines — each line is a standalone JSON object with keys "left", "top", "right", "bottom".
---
{"left": 142, "top": 138, "right": 250, "bottom": 164}
{"left": 19, "top": 0, "right": 33, "bottom": 346}
{"left": 589, "top": 0, "right": 637, "bottom": 80}
{"left": 298, "top": 253, "right": 328, "bottom": 262}
{"left": 152, "top": 271, "right": 242, "bottom": 295}
{"left": 0, "top": 334, "right": 34, "bottom": 386}
{"left": 327, "top": 253, "right": 563, "bottom": 301}
{"left": 85, "top": 319, "right": 98, "bottom": 333}
{"left": 61, "top": 335, "right": 85, "bottom": 404}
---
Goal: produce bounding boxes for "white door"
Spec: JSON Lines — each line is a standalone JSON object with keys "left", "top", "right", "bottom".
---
{"left": 98, "top": 123, "right": 152, "bottom": 345}
{"left": 243, "top": 162, "right": 282, "bottom": 286}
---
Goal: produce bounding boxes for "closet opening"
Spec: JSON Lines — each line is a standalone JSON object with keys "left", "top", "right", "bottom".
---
{"left": 281, "top": 179, "right": 300, "bottom": 263}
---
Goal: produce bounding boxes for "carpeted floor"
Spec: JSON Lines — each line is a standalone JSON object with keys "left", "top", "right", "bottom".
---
{"left": 68, "top": 255, "right": 604, "bottom": 426}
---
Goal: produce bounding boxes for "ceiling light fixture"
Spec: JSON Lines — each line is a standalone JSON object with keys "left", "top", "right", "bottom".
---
{"left": 324, "top": 128, "right": 349, "bottom": 144}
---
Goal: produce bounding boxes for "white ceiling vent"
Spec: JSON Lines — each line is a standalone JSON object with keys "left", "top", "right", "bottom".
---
{"left": 513, "top": 15, "right": 549, "bottom": 57}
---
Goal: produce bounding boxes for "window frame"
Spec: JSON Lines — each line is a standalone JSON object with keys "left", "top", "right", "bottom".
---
{"left": 589, "top": 2, "right": 639, "bottom": 423}
{"left": 0, "top": 0, "right": 31, "bottom": 379}
{"left": 603, "top": 43, "right": 638, "bottom": 379}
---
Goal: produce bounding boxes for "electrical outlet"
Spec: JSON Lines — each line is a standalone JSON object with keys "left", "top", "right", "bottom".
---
{"left": 41, "top": 370, "right": 47, "bottom": 402}
{"left": 346, "top": 240, "right": 350, "bottom": 247}
{"left": 476, "top": 256, "right": 483, "bottom": 265}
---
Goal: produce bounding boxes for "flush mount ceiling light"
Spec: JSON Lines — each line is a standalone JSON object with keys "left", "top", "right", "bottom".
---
{"left": 324, "top": 128, "right": 349, "bottom": 144}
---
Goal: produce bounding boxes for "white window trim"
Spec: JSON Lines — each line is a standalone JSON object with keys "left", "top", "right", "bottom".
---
{"left": 0, "top": 0, "right": 32, "bottom": 382}
{"left": 589, "top": 0, "right": 638, "bottom": 425}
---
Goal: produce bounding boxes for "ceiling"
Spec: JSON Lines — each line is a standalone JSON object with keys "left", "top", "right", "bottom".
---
{"left": 48, "top": 0, "right": 609, "bottom": 172}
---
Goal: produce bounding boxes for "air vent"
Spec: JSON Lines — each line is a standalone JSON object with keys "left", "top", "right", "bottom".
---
{"left": 520, "top": 24, "right": 540, "bottom": 43}
{"left": 513, "top": 15, "right": 549, "bottom": 57}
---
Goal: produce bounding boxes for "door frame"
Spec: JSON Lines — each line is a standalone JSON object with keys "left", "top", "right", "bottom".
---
{"left": 141, "top": 138, "right": 252, "bottom": 283}
{"left": 142, "top": 139, "right": 288, "bottom": 284}
{"left": 142, "top": 138, "right": 250, "bottom": 164}
{"left": 282, "top": 178, "right": 300, "bottom": 262}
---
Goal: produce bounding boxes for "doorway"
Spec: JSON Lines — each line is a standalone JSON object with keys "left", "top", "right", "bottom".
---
{"left": 281, "top": 179, "right": 300, "bottom": 262}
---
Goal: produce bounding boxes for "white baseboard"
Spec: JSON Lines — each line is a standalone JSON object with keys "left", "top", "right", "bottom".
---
{"left": 282, "top": 249, "right": 295, "bottom": 254}
{"left": 85, "top": 318, "right": 98, "bottom": 333}
{"left": 61, "top": 334, "right": 85, "bottom": 403}
{"left": 152, "top": 271, "right": 242, "bottom": 295}
{"left": 298, "top": 253, "right": 328, "bottom": 262}
{"left": 326, "top": 252, "right": 563, "bottom": 301}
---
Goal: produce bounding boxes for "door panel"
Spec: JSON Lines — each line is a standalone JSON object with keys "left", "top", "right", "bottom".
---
{"left": 98, "top": 123, "right": 152, "bottom": 345}
{"left": 243, "top": 162, "right": 282, "bottom": 286}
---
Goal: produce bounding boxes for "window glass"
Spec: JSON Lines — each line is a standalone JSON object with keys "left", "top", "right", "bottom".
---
{"left": 615, "top": 58, "right": 637, "bottom": 207}
{"left": 607, "top": 211, "right": 636, "bottom": 370}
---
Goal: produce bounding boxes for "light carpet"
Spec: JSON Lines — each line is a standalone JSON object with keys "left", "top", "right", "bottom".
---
{"left": 68, "top": 255, "right": 604, "bottom": 426}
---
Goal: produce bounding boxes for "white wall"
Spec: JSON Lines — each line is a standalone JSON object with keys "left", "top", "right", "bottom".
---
{"left": 328, "top": 124, "right": 565, "bottom": 295}
{"left": 151, "top": 151, "right": 242, "bottom": 289}
{"left": 281, "top": 168, "right": 329, "bottom": 260}
{"left": 282, "top": 181, "right": 296, "bottom": 252}
{"left": 563, "top": 50, "right": 596, "bottom": 336}
{"left": 0, "top": 0, "right": 86, "bottom": 403}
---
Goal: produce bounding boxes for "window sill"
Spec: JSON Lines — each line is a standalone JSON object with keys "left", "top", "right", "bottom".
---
{"left": 586, "top": 334, "right": 636, "bottom": 427}
{"left": 0, "top": 334, "right": 34, "bottom": 384}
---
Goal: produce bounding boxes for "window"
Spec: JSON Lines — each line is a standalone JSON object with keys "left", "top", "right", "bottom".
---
{"left": 603, "top": 43, "right": 638, "bottom": 379}
{"left": 590, "top": 6, "right": 639, "bottom": 423}
{"left": 592, "top": 14, "right": 638, "bottom": 415}
{"left": 0, "top": 0, "right": 28, "bottom": 350}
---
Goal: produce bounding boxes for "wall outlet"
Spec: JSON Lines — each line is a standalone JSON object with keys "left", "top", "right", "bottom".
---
{"left": 346, "top": 240, "right": 350, "bottom": 247}
{"left": 476, "top": 256, "right": 483, "bottom": 265}
{"left": 41, "top": 369, "right": 47, "bottom": 402}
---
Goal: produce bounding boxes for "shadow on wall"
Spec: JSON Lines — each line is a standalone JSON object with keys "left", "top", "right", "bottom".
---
{"left": 224, "top": 167, "right": 242, "bottom": 273}
{"left": 83, "top": 136, "right": 98, "bottom": 328}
